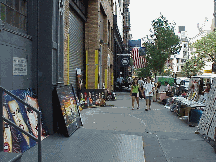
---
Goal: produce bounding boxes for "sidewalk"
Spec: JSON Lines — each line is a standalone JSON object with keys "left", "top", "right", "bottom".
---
{"left": 21, "top": 92, "right": 145, "bottom": 162}
{"left": 20, "top": 91, "right": 216, "bottom": 162}
{"left": 21, "top": 128, "right": 145, "bottom": 162}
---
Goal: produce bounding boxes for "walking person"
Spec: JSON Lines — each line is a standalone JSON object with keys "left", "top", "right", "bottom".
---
{"left": 143, "top": 76, "right": 155, "bottom": 111}
{"left": 153, "top": 82, "right": 158, "bottom": 102}
{"left": 117, "top": 75, "right": 123, "bottom": 92}
{"left": 130, "top": 78, "right": 142, "bottom": 110}
{"left": 138, "top": 77, "right": 145, "bottom": 99}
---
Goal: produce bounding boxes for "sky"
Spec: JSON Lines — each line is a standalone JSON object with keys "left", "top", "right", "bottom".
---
{"left": 129, "top": 0, "right": 214, "bottom": 40}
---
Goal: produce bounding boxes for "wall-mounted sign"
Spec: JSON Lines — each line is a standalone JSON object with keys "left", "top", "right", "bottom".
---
{"left": 121, "top": 58, "right": 129, "bottom": 66}
{"left": 204, "top": 70, "right": 212, "bottom": 73}
{"left": 120, "top": 56, "right": 130, "bottom": 67}
{"left": 76, "top": 68, "right": 81, "bottom": 75}
{"left": 13, "top": 57, "right": 27, "bottom": 75}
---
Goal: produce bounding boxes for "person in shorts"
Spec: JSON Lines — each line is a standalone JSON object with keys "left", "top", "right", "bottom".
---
{"left": 143, "top": 76, "right": 155, "bottom": 111}
{"left": 138, "top": 77, "right": 145, "bottom": 99}
{"left": 130, "top": 78, "right": 143, "bottom": 110}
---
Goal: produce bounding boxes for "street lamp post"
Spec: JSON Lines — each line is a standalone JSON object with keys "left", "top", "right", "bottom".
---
{"left": 214, "top": 0, "right": 216, "bottom": 73}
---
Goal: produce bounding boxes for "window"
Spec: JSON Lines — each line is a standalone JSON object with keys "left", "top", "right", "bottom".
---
{"left": 1, "top": 0, "right": 27, "bottom": 30}
{"left": 176, "top": 58, "right": 179, "bottom": 63}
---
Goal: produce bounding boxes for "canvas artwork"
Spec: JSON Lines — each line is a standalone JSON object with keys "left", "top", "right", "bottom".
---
{"left": 3, "top": 89, "right": 48, "bottom": 153}
{"left": 56, "top": 85, "right": 81, "bottom": 136}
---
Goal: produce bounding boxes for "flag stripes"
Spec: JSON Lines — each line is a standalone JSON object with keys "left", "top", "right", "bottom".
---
{"left": 131, "top": 47, "right": 146, "bottom": 69}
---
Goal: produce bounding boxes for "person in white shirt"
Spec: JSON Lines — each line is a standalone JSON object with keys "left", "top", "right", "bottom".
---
{"left": 117, "top": 75, "right": 123, "bottom": 91}
{"left": 165, "top": 81, "right": 171, "bottom": 92}
{"left": 143, "top": 76, "right": 155, "bottom": 111}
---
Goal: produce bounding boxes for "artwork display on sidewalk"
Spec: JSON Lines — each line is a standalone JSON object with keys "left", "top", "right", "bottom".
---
{"left": 3, "top": 89, "right": 48, "bottom": 153}
{"left": 56, "top": 84, "right": 82, "bottom": 137}
{"left": 79, "top": 89, "right": 106, "bottom": 108}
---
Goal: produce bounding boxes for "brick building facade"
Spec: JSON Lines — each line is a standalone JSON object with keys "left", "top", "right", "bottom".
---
{"left": 85, "top": 0, "right": 114, "bottom": 91}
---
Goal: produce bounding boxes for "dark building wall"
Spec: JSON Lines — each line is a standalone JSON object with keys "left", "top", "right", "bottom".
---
{"left": 0, "top": 0, "right": 36, "bottom": 91}
{"left": 37, "top": 0, "right": 57, "bottom": 134}
{"left": 0, "top": 29, "right": 33, "bottom": 90}
{"left": 0, "top": 0, "right": 64, "bottom": 135}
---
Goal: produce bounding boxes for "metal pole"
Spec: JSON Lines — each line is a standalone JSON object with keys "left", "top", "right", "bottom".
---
{"left": 38, "top": 111, "right": 42, "bottom": 162}
{"left": 0, "top": 88, "right": 3, "bottom": 152}
{"left": 37, "top": 0, "right": 41, "bottom": 161}
{"left": 99, "top": 45, "right": 103, "bottom": 89}
{"left": 214, "top": 0, "right": 216, "bottom": 30}
{"left": 214, "top": 0, "right": 216, "bottom": 66}
{"left": 188, "top": 38, "right": 189, "bottom": 60}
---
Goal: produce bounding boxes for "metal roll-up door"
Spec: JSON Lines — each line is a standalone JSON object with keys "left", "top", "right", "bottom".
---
{"left": 69, "top": 9, "right": 84, "bottom": 94}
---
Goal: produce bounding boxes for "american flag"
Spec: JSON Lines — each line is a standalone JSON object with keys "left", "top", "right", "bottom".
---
{"left": 131, "top": 47, "right": 146, "bottom": 69}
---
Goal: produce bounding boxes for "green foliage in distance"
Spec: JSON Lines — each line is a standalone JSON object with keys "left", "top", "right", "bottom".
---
{"left": 192, "top": 31, "right": 216, "bottom": 62}
{"left": 181, "top": 55, "right": 204, "bottom": 77}
{"left": 161, "top": 69, "right": 173, "bottom": 76}
{"left": 181, "top": 31, "right": 216, "bottom": 77}
{"left": 136, "top": 66, "right": 152, "bottom": 78}
{"left": 142, "top": 14, "right": 181, "bottom": 79}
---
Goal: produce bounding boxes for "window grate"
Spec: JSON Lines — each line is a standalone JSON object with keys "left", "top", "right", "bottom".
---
{"left": 0, "top": 0, "right": 27, "bottom": 31}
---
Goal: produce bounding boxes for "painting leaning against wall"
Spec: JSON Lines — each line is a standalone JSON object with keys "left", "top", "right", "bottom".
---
{"left": 3, "top": 89, "right": 48, "bottom": 153}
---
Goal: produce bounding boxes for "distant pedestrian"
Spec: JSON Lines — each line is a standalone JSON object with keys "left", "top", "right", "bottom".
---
{"left": 143, "top": 76, "right": 155, "bottom": 111}
{"left": 153, "top": 82, "right": 158, "bottom": 102}
{"left": 117, "top": 75, "right": 123, "bottom": 91}
{"left": 165, "top": 81, "right": 171, "bottom": 92}
{"left": 130, "top": 78, "right": 142, "bottom": 110}
{"left": 138, "top": 77, "right": 145, "bottom": 99}
{"left": 204, "top": 83, "right": 211, "bottom": 93}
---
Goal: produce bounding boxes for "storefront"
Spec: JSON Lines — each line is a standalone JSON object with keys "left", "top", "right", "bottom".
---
{"left": 68, "top": 8, "right": 85, "bottom": 94}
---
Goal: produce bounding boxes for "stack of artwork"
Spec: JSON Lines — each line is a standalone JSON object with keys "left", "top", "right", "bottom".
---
{"left": 79, "top": 89, "right": 106, "bottom": 108}
{"left": 197, "top": 78, "right": 216, "bottom": 140}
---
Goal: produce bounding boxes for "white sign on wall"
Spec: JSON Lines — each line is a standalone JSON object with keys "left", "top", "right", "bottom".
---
{"left": 13, "top": 57, "right": 27, "bottom": 75}
{"left": 76, "top": 68, "right": 81, "bottom": 75}
{"left": 107, "top": 54, "right": 110, "bottom": 67}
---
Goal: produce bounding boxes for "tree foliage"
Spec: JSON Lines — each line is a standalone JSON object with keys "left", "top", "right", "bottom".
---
{"left": 192, "top": 31, "right": 216, "bottom": 62}
{"left": 136, "top": 66, "right": 152, "bottom": 78}
{"left": 181, "top": 56, "right": 205, "bottom": 77}
{"left": 142, "top": 14, "right": 181, "bottom": 78}
{"left": 181, "top": 31, "right": 216, "bottom": 77}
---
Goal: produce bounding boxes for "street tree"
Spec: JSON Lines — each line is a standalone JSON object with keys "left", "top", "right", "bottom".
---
{"left": 136, "top": 66, "right": 152, "bottom": 78}
{"left": 143, "top": 14, "right": 181, "bottom": 79}
{"left": 192, "top": 31, "right": 216, "bottom": 62}
{"left": 181, "top": 31, "right": 216, "bottom": 77}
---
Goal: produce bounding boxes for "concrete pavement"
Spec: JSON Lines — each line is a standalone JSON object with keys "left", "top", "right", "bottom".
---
{"left": 21, "top": 91, "right": 216, "bottom": 162}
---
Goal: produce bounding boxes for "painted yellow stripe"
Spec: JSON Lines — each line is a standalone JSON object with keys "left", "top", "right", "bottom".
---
{"left": 67, "top": 34, "right": 70, "bottom": 85}
{"left": 95, "top": 50, "right": 99, "bottom": 89}
{"left": 105, "top": 69, "right": 107, "bottom": 89}
{"left": 111, "top": 72, "right": 113, "bottom": 89}
{"left": 86, "top": 50, "right": 88, "bottom": 89}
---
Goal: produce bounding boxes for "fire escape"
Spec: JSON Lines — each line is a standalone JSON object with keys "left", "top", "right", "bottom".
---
{"left": 123, "top": 0, "right": 130, "bottom": 53}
